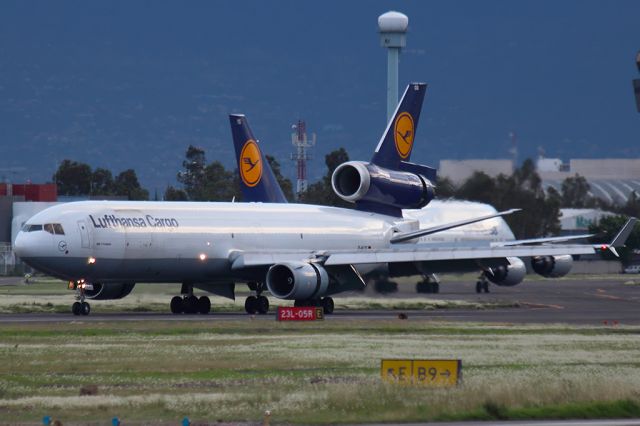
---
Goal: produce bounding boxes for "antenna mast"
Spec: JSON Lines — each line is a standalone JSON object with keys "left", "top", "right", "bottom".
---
{"left": 290, "top": 120, "right": 316, "bottom": 195}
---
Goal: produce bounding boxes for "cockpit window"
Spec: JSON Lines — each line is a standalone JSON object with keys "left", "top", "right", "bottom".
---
{"left": 41, "top": 223, "right": 65, "bottom": 235}
{"left": 24, "top": 224, "right": 43, "bottom": 232}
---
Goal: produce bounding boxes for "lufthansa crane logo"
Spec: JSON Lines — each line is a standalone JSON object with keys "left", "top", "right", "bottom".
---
{"left": 394, "top": 112, "right": 414, "bottom": 159}
{"left": 239, "top": 139, "right": 263, "bottom": 187}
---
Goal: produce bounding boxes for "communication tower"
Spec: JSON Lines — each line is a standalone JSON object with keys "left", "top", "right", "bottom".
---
{"left": 290, "top": 120, "right": 316, "bottom": 195}
{"left": 378, "top": 11, "right": 409, "bottom": 122}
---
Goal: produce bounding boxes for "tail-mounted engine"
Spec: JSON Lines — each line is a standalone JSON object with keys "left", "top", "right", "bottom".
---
{"left": 485, "top": 257, "right": 526, "bottom": 287}
{"left": 531, "top": 255, "right": 573, "bottom": 278}
{"left": 331, "top": 161, "right": 436, "bottom": 217}
{"left": 266, "top": 262, "right": 329, "bottom": 300}
{"left": 84, "top": 282, "right": 136, "bottom": 300}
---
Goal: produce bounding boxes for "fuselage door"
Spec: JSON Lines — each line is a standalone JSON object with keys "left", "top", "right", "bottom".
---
{"left": 77, "top": 220, "right": 90, "bottom": 249}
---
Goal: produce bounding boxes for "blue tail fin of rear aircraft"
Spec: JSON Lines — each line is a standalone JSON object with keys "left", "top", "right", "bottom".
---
{"left": 370, "top": 82, "right": 436, "bottom": 181}
{"left": 229, "top": 114, "right": 288, "bottom": 203}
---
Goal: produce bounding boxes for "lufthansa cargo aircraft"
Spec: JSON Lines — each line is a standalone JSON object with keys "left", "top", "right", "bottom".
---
{"left": 14, "top": 84, "right": 636, "bottom": 316}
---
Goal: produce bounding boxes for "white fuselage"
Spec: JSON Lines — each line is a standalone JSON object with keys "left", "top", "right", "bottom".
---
{"left": 14, "top": 199, "right": 515, "bottom": 284}
{"left": 14, "top": 200, "right": 408, "bottom": 283}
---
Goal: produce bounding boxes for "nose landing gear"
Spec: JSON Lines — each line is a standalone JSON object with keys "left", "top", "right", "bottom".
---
{"left": 71, "top": 282, "right": 91, "bottom": 316}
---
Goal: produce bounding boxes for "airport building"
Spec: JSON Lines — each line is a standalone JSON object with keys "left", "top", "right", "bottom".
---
{"left": 438, "top": 158, "right": 640, "bottom": 205}
{"left": 0, "top": 183, "right": 58, "bottom": 275}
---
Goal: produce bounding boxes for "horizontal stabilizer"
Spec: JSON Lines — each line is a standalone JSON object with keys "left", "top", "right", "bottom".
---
{"left": 390, "top": 209, "right": 521, "bottom": 244}
{"left": 398, "top": 161, "right": 437, "bottom": 182}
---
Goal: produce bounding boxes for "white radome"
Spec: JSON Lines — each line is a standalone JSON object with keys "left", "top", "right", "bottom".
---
{"left": 378, "top": 11, "right": 409, "bottom": 33}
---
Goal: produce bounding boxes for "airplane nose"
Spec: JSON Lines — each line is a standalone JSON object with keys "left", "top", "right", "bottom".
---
{"left": 13, "top": 231, "right": 29, "bottom": 259}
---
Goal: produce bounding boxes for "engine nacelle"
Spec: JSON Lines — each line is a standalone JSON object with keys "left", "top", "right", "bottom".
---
{"left": 486, "top": 257, "right": 526, "bottom": 287}
{"left": 531, "top": 255, "right": 573, "bottom": 278}
{"left": 331, "top": 161, "right": 435, "bottom": 211}
{"left": 84, "top": 282, "right": 136, "bottom": 300}
{"left": 266, "top": 262, "right": 329, "bottom": 300}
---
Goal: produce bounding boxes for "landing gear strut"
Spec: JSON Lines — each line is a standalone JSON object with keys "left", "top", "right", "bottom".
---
{"left": 476, "top": 273, "right": 490, "bottom": 294}
{"left": 71, "top": 283, "right": 90, "bottom": 316}
{"left": 244, "top": 282, "right": 269, "bottom": 314}
{"left": 294, "top": 297, "right": 335, "bottom": 314}
{"left": 170, "top": 283, "right": 211, "bottom": 314}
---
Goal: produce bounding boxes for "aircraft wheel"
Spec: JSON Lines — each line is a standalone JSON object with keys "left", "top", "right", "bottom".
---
{"left": 81, "top": 302, "right": 91, "bottom": 316}
{"left": 184, "top": 296, "right": 199, "bottom": 314}
{"left": 245, "top": 296, "right": 257, "bottom": 314}
{"left": 198, "top": 296, "right": 211, "bottom": 314}
{"left": 483, "top": 282, "right": 490, "bottom": 293}
{"left": 322, "top": 297, "right": 334, "bottom": 315}
{"left": 72, "top": 302, "right": 82, "bottom": 316}
{"left": 416, "top": 281, "right": 430, "bottom": 293}
{"left": 475, "top": 281, "right": 482, "bottom": 293}
{"left": 432, "top": 282, "right": 440, "bottom": 294}
{"left": 256, "top": 296, "right": 269, "bottom": 314}
{"left": 170, "top": 296, "right": 183, "bottom": 314}
{"left": 294, "top": 299, "right": 303, "bottom": 307}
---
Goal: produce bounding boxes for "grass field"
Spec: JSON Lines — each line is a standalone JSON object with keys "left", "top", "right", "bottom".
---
{"left": 1, "top": 319, "right": 640, "bottom": 424}
{"left": 1, "top": 276, "right": 640, "bottom": 424}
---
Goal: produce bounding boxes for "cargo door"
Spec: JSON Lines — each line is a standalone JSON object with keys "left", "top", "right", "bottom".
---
{"left": 77, "top": 220, "right": 90, "bottom": 249}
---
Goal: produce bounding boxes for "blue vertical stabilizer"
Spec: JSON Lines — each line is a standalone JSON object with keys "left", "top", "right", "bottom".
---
{"left": 371, "top": 83, "right": 427, "bottom": 170}
{"left": 229, "top": 114, "right": 288, "bottom": 203}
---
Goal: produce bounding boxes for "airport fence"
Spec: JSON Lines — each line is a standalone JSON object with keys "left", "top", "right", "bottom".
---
{"left": 0, "top": 243, "right": 16, "bottom": 275}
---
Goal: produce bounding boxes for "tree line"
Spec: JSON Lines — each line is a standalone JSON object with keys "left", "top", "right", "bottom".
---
{"left": 52, "top": 149, "right": 640, "bottom": 254}
{"left": 53, "top": 160, "right": 148, "bottom": 200}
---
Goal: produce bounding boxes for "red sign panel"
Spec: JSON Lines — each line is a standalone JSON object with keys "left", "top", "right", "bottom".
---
{"left": 277, "top": 306, "right": 324, "bottom": 321}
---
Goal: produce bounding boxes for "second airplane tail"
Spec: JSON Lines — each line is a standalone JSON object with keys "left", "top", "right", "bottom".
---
{"left": 371, "top": 83, "right": 428, "bottom": 170}
{"left": 229, "top": 114, "right": 288, "bottom": 203}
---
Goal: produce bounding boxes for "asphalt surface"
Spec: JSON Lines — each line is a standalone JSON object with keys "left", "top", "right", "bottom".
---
{"left": 1, "top": 276, "right": 639, "bottom": 325}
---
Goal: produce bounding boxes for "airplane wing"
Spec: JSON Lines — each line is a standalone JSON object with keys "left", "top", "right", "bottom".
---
{"left": 494, "top": 234, "right": 594, "bottom": 246}
{"left": 390, "top": 209, "right": 521, "bottom": 243}
{"left": 493, "top": 217, "right": 637, "bottom": 257}
{"left": 232, "top": 218, "right": 636, "bottom": 268}
{"left": 231, "top": 243, "right": 596, "bottom": 269}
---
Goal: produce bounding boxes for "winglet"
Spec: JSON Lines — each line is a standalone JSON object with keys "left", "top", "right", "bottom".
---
{"left": 610, "top": 217, "right": 637, "bottom": 247}
{"left": 229, "top": 114, "right": 288, "bottom": 203}
{"left": 594, "top": 217, "right": 637, "bottom": 257}
{"left": 391, "top": 208, "right": 521, "bottom": 244}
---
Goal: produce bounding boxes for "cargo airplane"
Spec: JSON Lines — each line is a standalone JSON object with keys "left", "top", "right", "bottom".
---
{"left": 14, "top": 84, "right": 636, "bottom": 316}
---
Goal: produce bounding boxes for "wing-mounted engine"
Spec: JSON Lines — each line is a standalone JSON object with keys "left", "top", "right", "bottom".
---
{"left": 531, "top": 255, "right": 573, "bottom": 278}
{"left": 266, "top": 262, "right": 329, "bottom": 300}
{"left": 331, "top": 161, "right": 436, "bottom": 217}
{"left": 84, "top": 282, "right": 136, "bottom": 300}
{"left": 485, "top": 257, "right": 526, "bottom": 287}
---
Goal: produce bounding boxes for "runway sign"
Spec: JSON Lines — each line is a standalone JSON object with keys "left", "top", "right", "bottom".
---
{"left": 381, "top": 359, "right": 461, "bottom": 386}
{"left": 277, "top": 306, "right": 324, "bottom": 321}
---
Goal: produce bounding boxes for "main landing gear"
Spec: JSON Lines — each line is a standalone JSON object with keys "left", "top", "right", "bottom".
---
{"left": 171, "top": 283, "right": 211, "bottom": 314}
{"left": 294, "top": 297, "right": 335, "bottom": 315}
{"left": 476, "top": 273, "right": 490, "bottom": 294}
{"left": 244, "top": 282, "right": 269, "bottom": 314}
{"left": 416, "top": 274, "right": 440, "bottom": 294}
{"left": 71, "top": 281, "right": 91, "bottom": 316}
